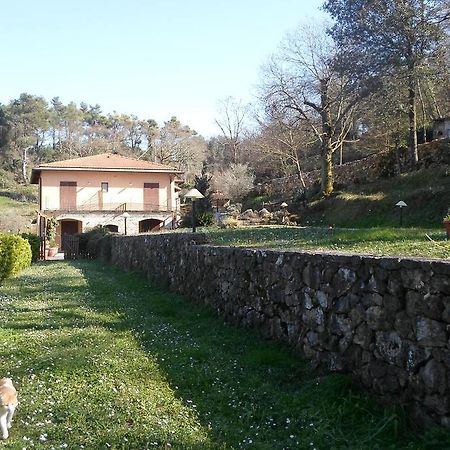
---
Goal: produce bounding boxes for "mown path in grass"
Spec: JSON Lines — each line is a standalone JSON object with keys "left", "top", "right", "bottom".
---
{"left": 1, "top": 261, "right": 449, "bottom": 449}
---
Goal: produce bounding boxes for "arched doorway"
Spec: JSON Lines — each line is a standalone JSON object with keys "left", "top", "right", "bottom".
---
{"left": 60, "top": 219, "right": 82, "bottom": 250}
{"left": 139, "top": 219, "right": 162, "bottom": 233}
{"left": 104, "top": 224, "right": 119, "bottom": 233}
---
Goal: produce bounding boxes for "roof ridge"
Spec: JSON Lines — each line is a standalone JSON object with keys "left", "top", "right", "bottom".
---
{"left": 37, "top": 152, "right": 179, "bottom": 172}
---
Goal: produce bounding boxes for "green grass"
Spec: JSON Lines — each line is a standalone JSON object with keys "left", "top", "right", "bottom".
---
{"left": 204, "top": 226, "right": 450, "bottom": 259}
{"left": 1, "top": 260, "right": 449, "bottom": 449}
{"left": 0, "top": 195, "right": 36, "bottom": 234}
{"left": 305, "top": 166, "right": 450, "bottom": 228}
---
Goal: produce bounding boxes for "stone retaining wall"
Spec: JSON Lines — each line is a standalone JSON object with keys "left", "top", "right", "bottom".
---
{"left": 269, "top": 152, "right": 386, "bottom": 196}
{"left": 99, "top": 233, "right": 450, "bottom": 426}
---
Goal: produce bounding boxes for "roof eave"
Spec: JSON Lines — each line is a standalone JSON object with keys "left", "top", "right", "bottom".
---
{"left": 30, "top": 168, "right": 41, "bottom": 184}
{"left": 34, "top": 166, "right": 184, "bottom": 175}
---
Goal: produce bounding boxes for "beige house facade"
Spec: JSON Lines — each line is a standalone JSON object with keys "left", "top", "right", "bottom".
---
{"left": 31, "top": 153, "right": 183, "bottom": 248}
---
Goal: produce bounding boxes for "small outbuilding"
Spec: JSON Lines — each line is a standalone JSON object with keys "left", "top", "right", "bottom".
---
{"left": 433, "top": 117, "right": 450, "bottom": 140}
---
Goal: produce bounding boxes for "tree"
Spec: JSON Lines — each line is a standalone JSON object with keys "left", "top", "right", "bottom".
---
{"left": 215, "top": 97, "right": 249, "bottom": 164}
{"left": 0, "top": 106, "right": 10, "bottom": 149}
{"left": 260, "top": 21, "right": 360, "bottom": 196}
{"left": 193, "top": 162, "right": 213, "bottom": 216}
{"left": 153, "top": 117, "right": 207, "bottom": 181}
{"left": 253, "top": 109, "right": 314, "bottom": 185}
{"left": 5, "top": 93, "right": 49, "bottom": 181}
{"left": 324, "top": 0, "right": 450, "bottom": 163}
{"left": 213, "top": 163, "right": 255, "bottom": 202}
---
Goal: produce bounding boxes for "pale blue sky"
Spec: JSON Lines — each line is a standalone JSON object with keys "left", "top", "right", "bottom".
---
{"left": 1, "top": 0, "right": 324, "bottom": 136}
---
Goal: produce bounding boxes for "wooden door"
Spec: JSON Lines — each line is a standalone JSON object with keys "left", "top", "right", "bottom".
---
{"left": 143, "top": 183, "right": 159, "bottom": 211}
{"left": 60, "top": 181, "right": 77, "bottom": 210}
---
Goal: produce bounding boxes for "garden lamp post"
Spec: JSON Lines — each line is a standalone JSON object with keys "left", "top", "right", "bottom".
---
{"left": 395, "top": 201, "right": 407, "bottom": 227}
{"left": 280, "top": 202, "right": 288, "bottom": 225}
{"left": 121, "top": 211, "right": 130, "bottom": 235}
{"left": 184, "top": 188, "right": 204, "bottom": 232}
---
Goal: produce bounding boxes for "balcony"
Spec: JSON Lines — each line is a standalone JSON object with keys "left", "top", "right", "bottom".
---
{"left": 43, "top": 201, "right": 179, "bottom": 214}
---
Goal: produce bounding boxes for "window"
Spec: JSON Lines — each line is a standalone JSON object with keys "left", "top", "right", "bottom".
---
{"left": 101, "top": 182, "right": 109, "bottom": 193}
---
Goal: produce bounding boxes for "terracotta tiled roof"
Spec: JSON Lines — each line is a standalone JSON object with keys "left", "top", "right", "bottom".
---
{"left": 38, "top": 153, "right": 179, "bottom": 171}
{"left": 30, "top": 153, "right": 182, "bottom": 184}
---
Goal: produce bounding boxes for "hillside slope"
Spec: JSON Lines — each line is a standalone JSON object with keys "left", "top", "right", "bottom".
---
{"left": 0, "top": 195, "right": 37, "bottom": 233}
{"left": 304, "top": 166, "right": 450, "bottom": 228}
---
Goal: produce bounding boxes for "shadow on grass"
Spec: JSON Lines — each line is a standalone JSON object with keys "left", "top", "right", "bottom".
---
{"left": 71, "top": 259, "right": 449, "bottom": 450}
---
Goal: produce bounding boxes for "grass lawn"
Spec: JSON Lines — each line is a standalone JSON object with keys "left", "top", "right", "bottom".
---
{"left": 204, "top": 226, "right": 450, "bottom": 259}
{"left": 0, "top": 195, "right": 36, "bottom": 234}
{"left": 1, "top": 261, "right": 449, "bottom": 449}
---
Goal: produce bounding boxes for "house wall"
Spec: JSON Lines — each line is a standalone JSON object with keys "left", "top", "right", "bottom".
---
{"left": 40, "top": 170, "right": 175, "bottom": 211}
{"left": 94, "top": 233, "right": 450, "bottom": 426}
{"left": 434, "top": 120, "right": 450, "bottom": 140}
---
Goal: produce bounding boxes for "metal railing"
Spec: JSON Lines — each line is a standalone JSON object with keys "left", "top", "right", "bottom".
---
{"left": 44, "top": 201, "right": 178, "bottom": 213}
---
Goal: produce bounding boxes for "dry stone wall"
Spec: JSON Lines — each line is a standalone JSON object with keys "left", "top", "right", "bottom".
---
{"left": 269, "top": 152, "right": 386, "bottom": 197}
{"left": 99, "top": 233, "right": 450, "bottom": 426}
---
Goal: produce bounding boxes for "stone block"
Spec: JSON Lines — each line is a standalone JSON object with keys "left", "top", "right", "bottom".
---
{"left": 375, "top": 331, "right": 403, "bottom": 365}
{"left": 431, "top": 275, "right": 450, "bottom": 295}
{"left": 332, "top": 267, "right": 357, "bottom": 297}
{"left": 421, "top": 359, "right": 448, "bottom": 394}
{"left": 366, "top": 306, "right": 389, "bottom": 331}
{"left": 415, "top": 316, "right": 447, "bottom": 347}
{"left": 424, "top": 394, "right": 449, "bottom": 415}
{"left": 394, "top": 312, "right": 414, "bottom": 339}
{"left": 401, "top": 268, "right": 431, "bottom": 291}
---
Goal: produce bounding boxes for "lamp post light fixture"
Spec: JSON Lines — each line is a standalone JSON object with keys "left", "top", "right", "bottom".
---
{"left": 184, "top": 188, "right": 205, "bottom": 232}
{"left": 280, "top": 202, "right": 288, "bottom": 225}
{"left": 121, "top": 211, "right": 130, "bottom": 235}
{"left": 395, "top": 200, "right": 407, "bottom": 227}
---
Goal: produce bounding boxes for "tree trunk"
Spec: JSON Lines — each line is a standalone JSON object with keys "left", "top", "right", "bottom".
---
{"left": 295, "top": 159, "right": 306, "bottom": 188}
{"left": 321, "top": 139, "right": 334, "bottom": 196}
{"left": 21, "top": 146, "right": 28, "bottom": 182}
{"left": 417, "top": 81, "right": 428, "bottom": 144}
{"left": 408, "top": 70, "right": 418, "bottom": 164}
{"left": 320, "top": 80, "right": 334, "bottom": 196}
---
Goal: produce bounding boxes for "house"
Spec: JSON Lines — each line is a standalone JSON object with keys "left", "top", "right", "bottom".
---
{"left": 30, "top": 153, "right": 183, "bottom": 248}
{"left": 433, "top": 117, "right": 450, "bottom": 140}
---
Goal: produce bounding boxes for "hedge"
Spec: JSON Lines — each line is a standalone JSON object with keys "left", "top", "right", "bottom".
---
{"left": 0, "top": 234, "right": 32, "bottom": 282}
{"left": 21, "top": 233, "right": 40, "bottom": 262}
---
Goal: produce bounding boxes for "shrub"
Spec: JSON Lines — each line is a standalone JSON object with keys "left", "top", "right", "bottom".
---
{"left": 197, "top": 212, "right": 214, "bottom": 227}
{"left": 46, "top": 217, "right": 58, "bottom": 242}
{"left": 21, "top": 232, "right": 40, "bottom": 262}
{"left": 77, "top": 226, "right": 111, "bottom": 258}
{"left": 0, "top": 233, "right": 32, "bottom": 282}
{"left": 214, "top": 163, "right": 255, "bottom": 202}
{"left": 222, "top": 216, "right": 239, "bottom": 228}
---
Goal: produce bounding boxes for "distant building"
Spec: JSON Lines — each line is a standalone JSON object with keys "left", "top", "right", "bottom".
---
{"left": 433, "top": 117, "right": 450, "bottom": 140}
{"left": 30, "top": 153, "right": 183, "bottom": 249}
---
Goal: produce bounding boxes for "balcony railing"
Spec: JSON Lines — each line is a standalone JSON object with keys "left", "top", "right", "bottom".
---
{"left": 43, "top": 201, "right": 179, "bottom": 214}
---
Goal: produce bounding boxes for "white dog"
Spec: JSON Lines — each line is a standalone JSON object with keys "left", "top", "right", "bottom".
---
{"left": 0, "top": 378, "right": 18, "bottom": 439}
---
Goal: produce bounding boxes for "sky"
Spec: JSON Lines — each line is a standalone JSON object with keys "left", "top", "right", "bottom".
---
{"left": 1, "top": 0, "right": 324, "bottom": 137}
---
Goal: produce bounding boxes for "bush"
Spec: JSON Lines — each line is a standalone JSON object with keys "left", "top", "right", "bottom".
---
{"left": 21, "top": 233, "right": 40, "bottom": 262}
{"left": 77, "top": 226, "right": 111, "bottom": 258}
{"left": 222, "top": 216, "right": 239, "bottom": 228}
{"left": 197, "top": 212, "right": 214, "bottom": 227}
{"left": 0, "top": 233, "right": 32, "bottom": 282}
{"left": 214, "top": 163, "right": 255, "bottom": 202}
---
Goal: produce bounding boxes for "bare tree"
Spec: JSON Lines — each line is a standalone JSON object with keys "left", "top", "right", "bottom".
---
{"left": 215, "top": 97, "right": 249, "bottom": 164}
{"left": 253, "top": 111, "right": 311, "bottom": 185}
{"left": 153, "top": 117, "right": 207, "bottom": 181}
{"left": 213, "top": 163, "right": 255, "bottom": 202}
{"left": 260, "top": 21, "right": 360, "bottom": 196}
